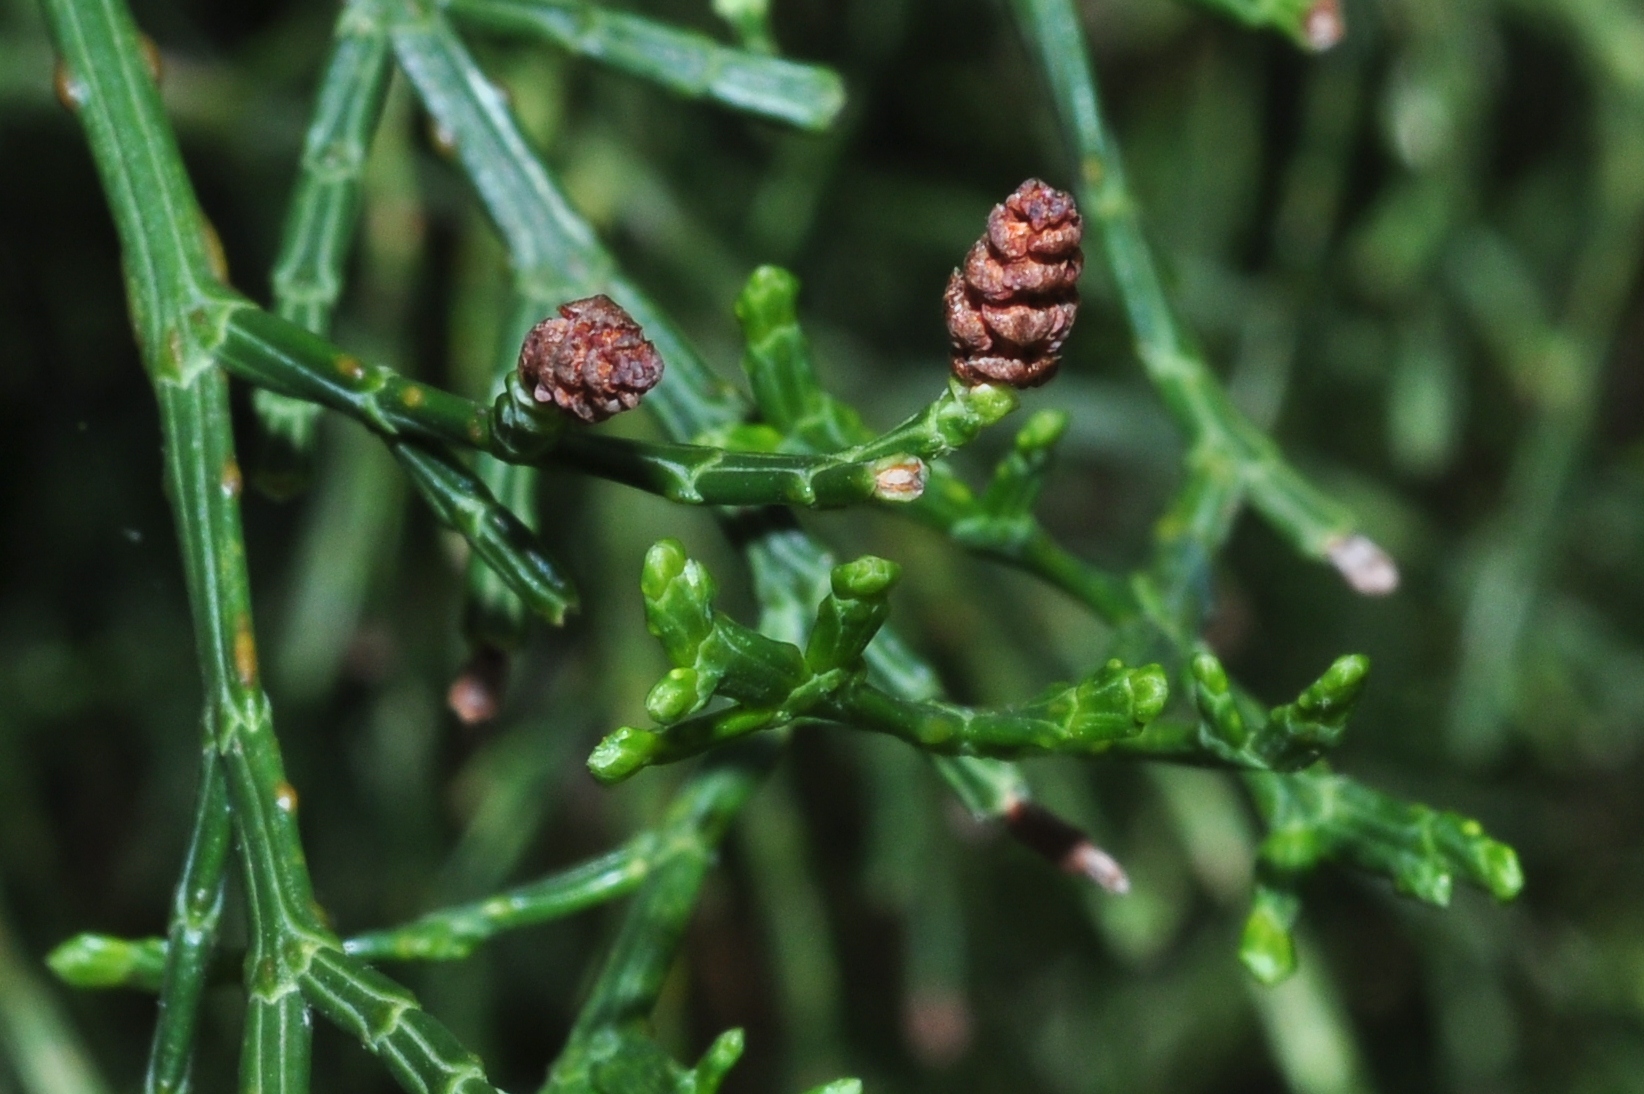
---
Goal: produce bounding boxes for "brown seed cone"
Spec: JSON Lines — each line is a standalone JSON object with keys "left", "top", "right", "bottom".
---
{"left": 518, "top": 295, "right": 664, "bottom": 423}
{"left": 945, "top": 179, "right": 1083, "bottom": 388}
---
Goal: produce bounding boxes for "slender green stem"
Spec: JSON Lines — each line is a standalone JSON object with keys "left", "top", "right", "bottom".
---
{"left": 393, "top": 440, "right": 578, "bottom": 623}
{"left": 44, "top": 1, "right": 511, "bottom": 1091}
{"left": 344, "top": 840, "right": 654, "bottom": 961}
{"left": 217, "top": 304, "right": 921, "bottom": 509}
{"left": 541, "top": 746, "right": 773, "bottom": 1093}
{"left": 37, "top": 2, "right": 248, "bottom": 1090}
{"left": 50, "top": 838, "right": 654, "bottom": 985}
{"left": 144, "top": 753, "right": 232, "bottom": 1094}
{"left": 254, "top": 0, "right": 394, "bottom": 483}
{"left": 1008, "top": 0, "right": 1389, "bottom": 592}
{"left": 271, "top": 1, "right": 394, "bottom": 335}
{"left": 444, "top": 0, "right": 844, "bottom": 130}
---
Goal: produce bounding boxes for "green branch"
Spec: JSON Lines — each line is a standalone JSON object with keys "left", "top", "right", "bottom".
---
{"left": 255, "top": 0, "right": 395, "bottom": 488}
{"left": 41, "top": 1, "right": 516, "bottom": 1091}
{"left": 1008, "top": 0, "right": 1394, "bottom": 599}
{"left": 1237, "top": 769, "right": 1523, "bottom": 983}
{"left": 216, "top": 302, "right": 962, "bottom": 508}
{"left": 445, "top": 0, "right": 844, "bottom": 130}
{"left": 733, "top": 266, "right": 1137, "bottom": 624}
{"left": 586, "top": 541, "right": 1167, "bottom": 782}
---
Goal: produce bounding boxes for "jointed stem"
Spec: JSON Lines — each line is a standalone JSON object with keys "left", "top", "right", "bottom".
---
{"left": 1009, "top": 0, "right": 1388, "bottom": 593}
{"left": 255, "top": 0, "right": 394, "bottom": 484}
{"left": 44, "top": 1, "right": 511, "bottom": 1092}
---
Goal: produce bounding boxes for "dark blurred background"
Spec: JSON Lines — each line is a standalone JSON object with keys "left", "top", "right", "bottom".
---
{"left": 3, "top": 0, "right": 1644, "bottom": 1091}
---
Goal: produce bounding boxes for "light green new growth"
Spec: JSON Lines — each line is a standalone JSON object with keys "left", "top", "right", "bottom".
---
{"left": 588, "top": 540, "right": 1169, "bottom": 782}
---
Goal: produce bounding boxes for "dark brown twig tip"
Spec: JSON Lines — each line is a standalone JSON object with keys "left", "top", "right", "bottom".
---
{"left": 446, "top": 644, "right": 510, "bottom": 726}
{"left": 1002, "top": 798, "right": 1130, "bottom": 894}
{"left": 946, "top": 179, "right": 1083, "bottom": 389}
{"left": 518, "top": 295, "right": 664, "bottom": 424}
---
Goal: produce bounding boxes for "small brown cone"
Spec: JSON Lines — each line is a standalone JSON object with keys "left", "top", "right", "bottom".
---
{"left": 945, "top": 179, "right": 1083, "bottom": 388}
{"left": 518, "top": 295, "right": 664, "bottom": 423}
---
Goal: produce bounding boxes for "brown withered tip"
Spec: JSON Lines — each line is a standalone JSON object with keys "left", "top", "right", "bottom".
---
{"left": 447, "top": 644, "right": 510, "bottom": 726}
{"left": 1002, "top": 797, "right": 1130, "bottom": 894}
{"left": 945, "top": 179, "right": 1083, "bottom": 389}
{"left": 518, "top": 295, "right": 663, "bottom": 424}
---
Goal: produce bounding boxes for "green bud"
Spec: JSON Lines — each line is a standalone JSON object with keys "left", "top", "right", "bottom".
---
{"left": 646, "top": 667, "right": 706, "bottom": 724}
{"left": 1128, "top": 664, "right": 1170, "bottom": 723}
{"left": 641, "top": 540, "right": 717, "bottom": 664}
{"left": 1043, "top": 659, "right": 1169, "bottom": 746}
{"left": 691, "top": 1027, "right": 746, "bottom": 1094}
{"left": 47, "top": 933, "right": 167, "bottom": 991}
{"left": 1258, "top": 826, "right": 1323, "bottom": 873}
{"left": 830, "top": 556, "right": 900, "bottom": 599}
{"left": 641, "top": 538, "right": 690, "bottom": 602}
{"left": 734, "top": 265, "right": 800, "bottom": 344}
{"left": 1293, "top": 654, "right": 1370, "bottom": 720}
{"left": 587, "top": 727, "right": 661, "bottom": 785}
{"left": 952, "top": 379, "right": 1020, "bottom": 429}
{"left": 1262, "top": 653, "right": 1369, "bottom": 767}
{"left": 1190, "top": 651, "right": 1228, "bottom": 694}
{"left": 1239, "top": 885, "right": 1301, "bottom": 985}
{"left": 801, "top": 1083, "right": 864, "bottom": 1094}
{"left": 1478, "top": 840, "right": 1524, "bottom": 901}
{"left": 1394, "top": 859, "right": 1453, "bottom": 907}
{"left": 1191, "top": 651, "right": 1248, "bottom": 749}
{"left": 1015, "top": 408, "right": 1070, "bottom": 453}
{"left": 807, "top": 559, "right": 897, "bottom": 673}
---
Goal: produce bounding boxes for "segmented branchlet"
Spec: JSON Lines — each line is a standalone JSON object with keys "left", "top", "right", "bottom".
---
{"left": 944, "top": 178, "right": 1083, "bottom": 389}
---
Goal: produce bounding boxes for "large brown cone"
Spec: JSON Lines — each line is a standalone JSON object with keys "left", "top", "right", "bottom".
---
{"left": 944, "top": 179, "right": 1083, "bottom": 388}
{"left": 518, "top": 295, "right": 664, "bottom": 423}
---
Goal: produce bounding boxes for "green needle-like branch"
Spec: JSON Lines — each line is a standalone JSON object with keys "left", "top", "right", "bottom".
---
{"left": 42, "top": 1, "right": 515, "bottom": 1091}
{"left": 255, "top": 0, "right": 395, "bottom": 492}
{"left": 1105, "top": 651, "right": 1371, "bottom": 771}
{"left": 542, "top": 745, "right": 775, "bottom": 1094}
{"left": 213, "top": 303, "right": 951, "bottom": 509}
{"left": 734, "top": 266, "right": 1137, "bottom": 623}
{"left": 444, "top": 0, "right": 845, "bottom": 130}
{"left": 1237, "top": 769, "right": 1524, "bottom": 984}
{"left": 587, "top": 541, "right": 1168, "bottom": 782}
{"left": 343, "top": 842, "right": 650, "bottom": 962}
{"left": 392, "top": 440, "right": 579, "bottom": 623}
{"left": 1009, "top": 0, "right": 1395, "bottom": 600}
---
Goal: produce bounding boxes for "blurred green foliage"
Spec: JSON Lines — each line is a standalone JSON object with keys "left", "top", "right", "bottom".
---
{"left": 1, "top": 0, "right": 1643, "bottom": 1091}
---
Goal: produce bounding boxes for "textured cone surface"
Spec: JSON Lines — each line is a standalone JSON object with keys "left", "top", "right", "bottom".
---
{"left": 519, "top": 295, "right": 664, "bottom": 423}
{"left": 945, "top": 179, "right": 1083, "bottom": 388}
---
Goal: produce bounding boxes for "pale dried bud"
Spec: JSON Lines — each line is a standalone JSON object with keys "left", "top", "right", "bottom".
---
{"left": 1304, "top": 0, "right": 1345, "bottom": 50}
{"left": 872, "top": 457, "right": 927, "bottom": 502}
{"left": 518, "top": 295, "right": 664, "bottom": 424}
{"left": 946, "top": 179, "right": 1083, "bottom": 388}
{"left": 1326, "top": 534, "right": 1400, "bottom": 596}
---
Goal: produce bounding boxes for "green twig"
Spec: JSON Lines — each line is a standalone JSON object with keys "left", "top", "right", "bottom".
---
{"left": 1009, "top": 0, "right": 1396, "bottom": 600}
{"left": 445, "top": 0, "right": 844, "bottom": 130}
{"left": 254, "top": 0, "right": 395, "bottom": 492}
